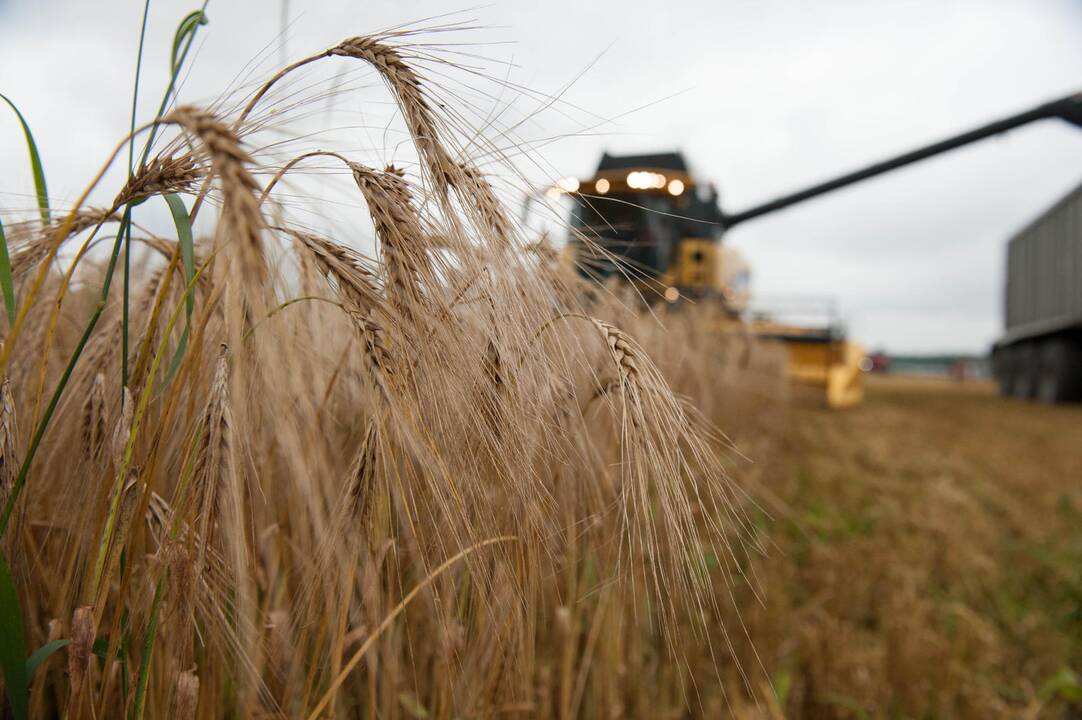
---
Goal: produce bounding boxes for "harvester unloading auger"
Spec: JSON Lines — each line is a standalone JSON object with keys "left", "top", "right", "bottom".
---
{"left": 552, "top": 91, "right": 1082, "bottom": 408}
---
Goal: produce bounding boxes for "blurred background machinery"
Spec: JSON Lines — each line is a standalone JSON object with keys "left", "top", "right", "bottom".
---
{"left": 548, "top": 91, "right": 1082, "bottom": 406}
{"left": 993, "top": 180, "right": 1082, "bottom": 403}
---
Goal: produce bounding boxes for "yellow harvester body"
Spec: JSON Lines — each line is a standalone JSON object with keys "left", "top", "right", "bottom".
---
{"left": 749, "top": 322, "right": 865, "bottom": 409}
{"left": 560, "top": 153, "right": 865, "bottom": 408}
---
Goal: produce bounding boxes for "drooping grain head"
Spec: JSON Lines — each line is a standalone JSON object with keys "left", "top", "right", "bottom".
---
{"left": 114, "top": 153, "right": 202, "bottom": 208}
{"left": 0, "top": 380, "right": 17, "bottom": 507}
{"left": 68, "top": 605, "right": 96, "bottom": 693}
{"left": 81, "top": 373, "right": 108, "bottom": 462}
{"left": 172, "top": 670, "right": 200, "bottom": 720}
{"left": 192, "top": 346, "right": 232, "bottom": 573}
{"left": 111, "top": 386, "right": 133, "bottom": 470}
{"left": 9, "top": 208, "right": 119, "bottom": 280}
{"left": 592, "top": 318, "right": 644, "bottom": 390}
{"left": 329, "top": 37, "right": 457, "bottom": 195}
{"left": 166, "top": 107, "right": 267, "bottom": 287}
{"left": 352, "top": 310, "right": 395, "bottom": 402}
{"left": 348, "top": 162, "right": 432, "bottom": 322}
{"left": 346, "top": 418, "right": 378, "bottom": 526}
{"left": 456, "top": 161, "right": 514, "bottom": 248}
{"left": 286, "top": 228, "right": 382, "bottom": 315}
{"left": 285, "top": 228, "right": 395, "bottom": 400}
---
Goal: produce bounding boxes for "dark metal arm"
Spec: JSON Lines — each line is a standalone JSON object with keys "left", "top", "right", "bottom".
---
{"left": 723, "top": 92, "right": 1082, "bottom": 228}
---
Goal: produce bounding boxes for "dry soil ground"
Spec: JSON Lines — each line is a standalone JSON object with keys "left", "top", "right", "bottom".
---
{"left": 740, "top": 374, "right": 1082, "bottom": 718}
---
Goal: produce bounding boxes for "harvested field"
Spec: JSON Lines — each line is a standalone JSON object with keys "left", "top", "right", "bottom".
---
{"left": 725, "top": 375, "right": 1082, "bottom": 718}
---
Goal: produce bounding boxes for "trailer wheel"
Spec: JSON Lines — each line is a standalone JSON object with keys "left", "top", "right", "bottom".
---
{"left": 993, "top": 345, "right": 1014, "bottom": 397}
{"left": 1036, "top": 337, "right": 1082, "bottom": 404}
{"left": 1008, "top": 342, "right": 1038, "bottom": 399}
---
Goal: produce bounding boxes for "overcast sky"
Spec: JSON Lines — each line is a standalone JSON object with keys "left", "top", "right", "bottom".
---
{"left": 2, "top": 0, "right": 1081, "bottom": 353}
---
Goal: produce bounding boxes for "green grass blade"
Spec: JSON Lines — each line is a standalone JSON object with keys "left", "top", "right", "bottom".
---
{"left": 137, "top": 7, "right": 209, "bottom": 170}
{"left": 171, "top": 10, "right": 208, "bottom": 75}
{"left": 0, "top": 94, "right": 50, "bottom": 225}
{"left": 0, "top": 218, "right": 16, "bottom": 326}
{"left": 160, "top": 327, "right": 190, "bottom": 393}
{"left": 159, "top": 193, "right": 196, "bottom": 390}
{"left": 122, "top": 0, "right": 153, "bottom": 390}
{"left": 129, "top": 581, "right": 164, "bottom": 720}
{"left": 164, "top": 194, "right": 195, "bottom": 319}
{"left": 129, "top": 0, "right": 152, "bottom": 173}
{"left": 0, "top": 550, "right": 29, "bottom": 720}
{"left": 25, "top": 639, "right": 69, "bottom": 678}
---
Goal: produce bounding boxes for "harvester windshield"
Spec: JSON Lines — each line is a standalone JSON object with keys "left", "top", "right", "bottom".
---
{"left": 569, "top": 193, "right": 683, "bottom": 280}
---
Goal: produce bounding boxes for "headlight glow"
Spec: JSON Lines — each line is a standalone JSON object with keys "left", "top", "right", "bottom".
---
{"left": 557, "top": 177, "right": 580, "bottom": 193}
{"left": 626, "top": 171, "right": 667, "bottom": 190}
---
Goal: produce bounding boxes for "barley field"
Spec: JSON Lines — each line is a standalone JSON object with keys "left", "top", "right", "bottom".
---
{"left": 0, "top": 14, "right": 1079, "bottom": 720}
{"left": 0, "top": 22, "right": 780, "bottom": 719}
{"left": 726, "top": 375, "right": 1082, "bottom": 718}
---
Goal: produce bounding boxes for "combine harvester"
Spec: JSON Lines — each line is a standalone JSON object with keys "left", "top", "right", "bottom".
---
{"left": 549, "top": 92, "right": 1082, "bottom": 408}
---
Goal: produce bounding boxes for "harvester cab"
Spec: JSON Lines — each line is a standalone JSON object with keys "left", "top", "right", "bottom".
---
{"left": 565, "top": 152, "right": 731, "bottom": 303}
{"left": 549, "top": 91, "right": 1082, "bottom": 409}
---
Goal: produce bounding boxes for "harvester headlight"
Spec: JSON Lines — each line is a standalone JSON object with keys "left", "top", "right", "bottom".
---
{"left": 595, "top": 178, "right": 610, "bottom": 194}
{"left": 557, "top": 177, "right": 580, "bottom": 193}
{"left": 667, "top": 178, "right": 685, "bottom": 196}
{"left": 626, "top": 171, "right": 666, "bottom": 190}
{"left": 664, "top": 286, "right": 680, "bottom": 303}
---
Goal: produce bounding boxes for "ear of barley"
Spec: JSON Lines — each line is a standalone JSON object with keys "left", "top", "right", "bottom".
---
{"left": 110, "top": 386, "right": 133, "bottom": 471}
{"left": 590, "top": 318, "right": 644, "bottom": 392}
{"left": 0, "top": 380, "right": 17, "bottom": 508}
{"left": 349, "top": 163, "right": 432, "bottom": 324}
{"left": 284, "top": 229, "right": 395, "bottom": 399}
{"left": 95, "top": 474, "right": 140, "bottom": 610}
{"left": 113, "top": 153, "right": 202, "bottom": 207}
{"left": 166, "top": 107, "right": 267, "bottom": 289}
{"left": 351, "top": 310, "right": 394, "bottom": 402}
{"left": 346, "top": 418, "right": 379, "bottom": 526}
{"left": 0, "top": 379, "right": 22, "bottom": 560}
{"left": 192, "top": 346, "right": 231, "bottom": 578}
{"left": 68, "top": 605, "right": 96, "bottom": 699}
{"left": 285, "top": 228, "right": 382, "bottom": 313}
{"left": 9, "top": 208, "right": 118, "bottom": 280}
{"left": 456, "top": 162, "right": 513, "bottom": 248}
{"left": 80, "top": 372, "right": 108, "bottom": 462}
{"left": 170, "top": 670, "right": 200, "bottom": 720}
{"left": 329, "top": 37, "right": 457, "bottom": 196}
